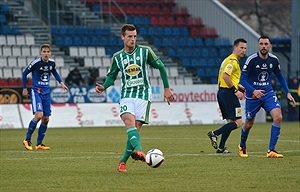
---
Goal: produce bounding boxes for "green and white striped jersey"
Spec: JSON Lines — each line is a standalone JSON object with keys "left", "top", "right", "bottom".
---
{"left": 106, "top": 44, "right": 164, "bottom": 101}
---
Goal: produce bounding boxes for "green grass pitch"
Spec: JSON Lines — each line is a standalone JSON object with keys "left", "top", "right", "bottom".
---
{"left": 1, "top": 122, "right": 299, "bottom": 191}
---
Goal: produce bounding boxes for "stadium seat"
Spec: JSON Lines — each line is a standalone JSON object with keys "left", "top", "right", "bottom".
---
{"left": 6, "top": 35, "right": 16, "bottom": 45}
{"left": 25, "top": 35, "right": 35, "bottom": 45}
{"left": 17, "top": 56, "right": 27, "bottom": 67}
{"left": 84, "top": 57, "right": 94, "bottom": 67}
{"left": 16, "top": 35, "right": 26, "bottom": 45}
{"left": 7, "top": 57, "right": 18, "bottom": 67}
{"left": 21, "top": 46, "right": 31, "bottom": 56}
{"left": 0, "top": 57, "right": 8, "bottom": 67}
{"left": 96, "top": 47, "right": 106, "bottom": 57}
{"left": 12, "top": 46, "right": 22, "bottom": 56}
{"left": 55, "top": 56, "right": 64, "bottom": 68}
{"left": 69, "top": 46, "right": 78, "bottom": 57}
{"left": 87, "top": 47, "right": 97, "bottom": 57}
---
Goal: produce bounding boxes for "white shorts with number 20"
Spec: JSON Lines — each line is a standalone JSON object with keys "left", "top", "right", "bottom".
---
{"left": 119, "top": 98, "right": 151, "bottom": 124}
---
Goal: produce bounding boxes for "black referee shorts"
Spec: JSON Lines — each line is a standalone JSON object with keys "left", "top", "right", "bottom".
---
{"left": 217, "top": 88, "right": 242, "bottom": 120}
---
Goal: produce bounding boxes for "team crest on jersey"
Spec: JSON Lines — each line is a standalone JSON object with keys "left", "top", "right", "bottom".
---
{"left": 41, "top": 72, "right": 50, "bottom": 82}
{"left": 125, "top": 64, "right": 141, "bottom": 76}
{"left": 258, "top": 71, "right": 268, "bottom": 82}
{"left": 136, "top": 56, "right": 140, "bottom": 60}
{"left": 269, "top": 64, "right": 273, "bottom": 68}
{"left": 123, "top": 59, "right": 128, "bottom": 64}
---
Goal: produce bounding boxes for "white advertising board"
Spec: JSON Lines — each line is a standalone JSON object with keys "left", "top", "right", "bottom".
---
{"left": 0, "top": 84, "right": 266, "bottom": 129}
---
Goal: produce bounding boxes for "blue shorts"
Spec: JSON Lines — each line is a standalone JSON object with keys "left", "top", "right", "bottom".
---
{"left": 245, "top": 91, "right": 280, "bottom": 120}
{"left": 31, "top": 90, "right": 52, "bottom": 116}
{"left": 217, "top": 88, "right": 242, "bottom": 120}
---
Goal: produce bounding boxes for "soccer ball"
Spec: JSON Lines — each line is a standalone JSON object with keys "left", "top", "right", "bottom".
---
{"left": 145, "top": 149, "right": 165, "bottom": 168}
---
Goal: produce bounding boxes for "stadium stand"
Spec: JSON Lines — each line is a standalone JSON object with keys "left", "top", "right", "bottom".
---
{"left": 1, "top": 0, "right": 239, "bottom": 86}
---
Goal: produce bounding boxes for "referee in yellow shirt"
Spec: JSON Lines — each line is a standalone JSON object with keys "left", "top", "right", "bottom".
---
{"left": 207, "top": 38, "right": 247, "bottom": 153}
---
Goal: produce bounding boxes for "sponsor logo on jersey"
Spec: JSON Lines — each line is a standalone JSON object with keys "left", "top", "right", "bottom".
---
{"left": 262, "top": 63, "right": 267, "bottom": 69}
{"left": 225, "top": 64, "right": 233, "bottom": 73}
{"left": 125, "top": 64, "right": 141, "bottom": 76}
{"left": 126, "top": 77, "right": 144, "bottom": 87}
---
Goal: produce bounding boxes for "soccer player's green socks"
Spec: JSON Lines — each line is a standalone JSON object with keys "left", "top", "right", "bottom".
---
{"left": 26, "top": 119, "right": 37, "bottom": 140}
{"left": 268, "top": 123, "right": 281, "bottom": 151}
{"left": 120, "top": 140, "right": 134, "bottom": 163}
{"left": 126, "top": 127, "right": 142, "bottom": 151}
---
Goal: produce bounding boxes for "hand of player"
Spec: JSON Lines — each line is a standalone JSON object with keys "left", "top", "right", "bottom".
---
{"left": 287, "top": 93, "right": 296, "bottom": 107}
{"left": 252, "top": 89, "right": 265, "bottom": 98}
{"left": 235, "top": 91, "right": 245, "bottom": 100}
{"left": 22, "top": 88, "right": 29, "bottom": 98}
{"left": 95, "top": 83, "right": 105, "bottom": 94}
{"left": 238, "top": 85, "right": 245, "bottom": 93}
{"left": 60, "top": 82, "right": 69, "bottom": 93}
{"left": 164, "top": 88, "right": 174, "bottom": 105}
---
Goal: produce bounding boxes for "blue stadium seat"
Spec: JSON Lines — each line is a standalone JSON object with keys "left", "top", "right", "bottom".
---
{"left": 82, "top": 36, "right": 91, "bottom": 46}
{"left": 180, "top": 27, "right": 189, "bottom": 36}
{"left": 73, "top": 36, "right": 82, "bottom": 46}
{"left": 173, "top": 27, "right": 180, "bottom": 36}
{"left": 139, "top": 27, "right": 148, "bottom": 36}
{"left": 168, "top": 48, "right": 176, "bottom": 58}
{"left": 177, "top": 37, "right": 186, "bottom": 47}
{"left": 90, "top": 36, "right": 99, "bottom": 46}
{"left": 99, "top": 36, "right": 108, "bottom": 46}
{"left": 199, "top": 58, "right": 207, "bottom": 67}
{"left": 185, "top": 48, "right": 193, "bottom": 58}
{"left": 164, "top": 27, "right": 172, "bottom": 36}
{"left": 205, "top": 38, "right": 214, "bottom": 46}
{"left": 210, "top": 47, "right": 218, "bottom": 57}
{"left": 187, "top": 38, "right": 195, "bottom": 47}
{"left": 169, "top": 37, "right": 177, "bottom": 47}
{"left": 153, "top": 37, "right": 162, "bottom": 47}
{"left": 195, "top": 38, "right": 204, "bottom": 47}
{"left": 201, "top": 47, "right": 209, "bottom": 58}
{"left": 207, "top": 58, "right": 215, "bottom": 66}
{"left": 197, "top": 68, "right": 205, "bottom": 77}
{"left": 191, "top": 58, "right": 198, "bottom": 67}
{"left": 182, "top": 58, "right": 192, "bottom": 68}
{"left": 64, "top": 36, "right": 73, "bottom": 46}
{"left": 54, "top": 36, "right": 64, "bottom": 46}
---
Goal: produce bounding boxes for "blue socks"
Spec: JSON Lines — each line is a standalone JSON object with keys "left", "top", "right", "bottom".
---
{"left": 240, "top": 126, "right": 249, "bottom": 147}
{"left": 26, "top": 119, "right": 37, "bottom": 140}
{"left": 36, "top": 124, "right": 48, "bottom": 145}
{"left": 268, "top": 123, "right": 281, "bottom": 151}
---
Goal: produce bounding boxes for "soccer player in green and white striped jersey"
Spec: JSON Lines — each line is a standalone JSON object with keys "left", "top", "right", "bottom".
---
{"left": 95, "top": 24, "right": 174, "bottom": 172}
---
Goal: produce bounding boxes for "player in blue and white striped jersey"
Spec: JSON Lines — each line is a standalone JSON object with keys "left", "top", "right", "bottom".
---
{"left": 22, "top": 44, "right": 69, "bottom": 150}
{"left": 238, "top": 36, "right": 296, "bottom": 158}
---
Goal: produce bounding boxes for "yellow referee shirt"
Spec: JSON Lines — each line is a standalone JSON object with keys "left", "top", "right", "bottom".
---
{"left": 218, "top": 53, "right": 241, "bottom": 89}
